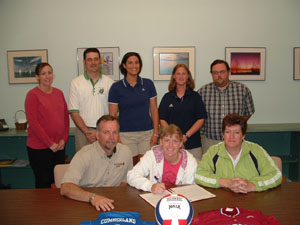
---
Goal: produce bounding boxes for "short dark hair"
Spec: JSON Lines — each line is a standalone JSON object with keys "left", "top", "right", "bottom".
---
{"left": 168, "top": 64, "right": 195, "bottom": 91}
{"left": 96, "top": 115, "right": 119, "bottom": 131}
{"left": 119, "top": 52, "right": 143, "bottom": 76}
{"left": 35, "top": 63, "right": 52, "bottom": 75}
{"left": 210, "top": 59, "right": 230, "bottom": 73}
{"left": 222, "top": 113, "right": 247, "bottom": 135}
{"left": 83, "top": 48, "right": 101, "bottom": 60}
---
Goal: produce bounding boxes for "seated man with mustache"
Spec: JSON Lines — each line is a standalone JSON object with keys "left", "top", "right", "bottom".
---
{"left": 60, "top": 115, "right": 133, "bottom": 212}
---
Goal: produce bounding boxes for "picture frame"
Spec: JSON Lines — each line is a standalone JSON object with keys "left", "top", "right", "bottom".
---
{"left": 225, "top": 47, "right": 266, "bottom": 81}
{"left": 7, "top": 49, "right": 48, "bottom": 84}
{"left": 153, "top": 47, "right": 195, "bottom": 81}
{"left": 294, "top": 47, "right": 300, "bottom": 80}
{"left": 77, "top": 47, "right": 120, "bottom": 80}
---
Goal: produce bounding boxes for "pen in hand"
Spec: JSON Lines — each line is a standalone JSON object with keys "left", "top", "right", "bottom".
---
{"left": 152, "top": 176, "right": 166, "bottom": 194}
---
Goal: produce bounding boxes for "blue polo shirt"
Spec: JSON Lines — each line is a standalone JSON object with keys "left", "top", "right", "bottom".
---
{"left": 159, "top": 89, "right": 207, "bottom": 149}
{"left": 108, "top": 76, "right": 157, "bottom": 132}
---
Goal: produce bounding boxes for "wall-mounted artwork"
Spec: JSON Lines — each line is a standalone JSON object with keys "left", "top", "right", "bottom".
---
{"left": 77, "top": 47, "right": 120, "bottom": 80}
{"left": 7, "top": 49, "right": 48, "bottom": 84}
{"left": 294, "top": 47, "right": 300, "bottom": 80}
{"left": 153, "top": 47, "right": 195, "bottom": 81}
{"left": 225, "top": 47, "right": 266, "bottom": 81}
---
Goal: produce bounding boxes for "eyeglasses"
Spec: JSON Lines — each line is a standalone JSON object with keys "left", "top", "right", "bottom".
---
{"left": 212, "top": 70, "right": 227, "bottom": 75}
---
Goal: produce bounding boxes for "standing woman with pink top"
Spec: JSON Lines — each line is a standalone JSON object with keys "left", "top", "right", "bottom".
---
{"left": 25, "top": 63, "right": 69, "bottom": 188}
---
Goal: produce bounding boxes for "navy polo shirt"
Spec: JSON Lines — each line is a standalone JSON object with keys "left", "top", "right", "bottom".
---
{"left": 159, "top": 89, "right": 207, "bottom": 149}
{"left": 108, "top": 76, "right": 157, "bottom": 132}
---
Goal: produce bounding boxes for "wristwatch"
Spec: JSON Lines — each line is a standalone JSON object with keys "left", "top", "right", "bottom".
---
{"left": 89, "top": 193, "right": 96, "bottom": 204}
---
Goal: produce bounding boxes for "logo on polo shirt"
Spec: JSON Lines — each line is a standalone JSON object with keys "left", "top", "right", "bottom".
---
{"left": 99, "top": 88, "right": 104, "bottom": 94}
{"left": 141, "top": 88, "right": 146, "bottom": 91}
{"left": 114, "top": 162, "right": 125, "bottom": 167}
{"left": 168, "top": 104, "right": 174, "bottom": 108}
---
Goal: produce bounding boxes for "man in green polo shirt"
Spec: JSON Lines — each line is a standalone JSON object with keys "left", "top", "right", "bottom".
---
{"left": 69, "top": 48, "right": 114, "bottom": 152}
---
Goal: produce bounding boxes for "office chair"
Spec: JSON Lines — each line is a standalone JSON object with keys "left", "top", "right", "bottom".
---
{"left": 133, "top": 154, "right": 144, "bottom": 166}
{"left": 271, "top": 156, "right": 287, "bottom": 182}
{"left": 271, "top": 156, "right": 282, "bottom": 172}
{"left": 53, "top": 164, "right": 69, "bottom": 188}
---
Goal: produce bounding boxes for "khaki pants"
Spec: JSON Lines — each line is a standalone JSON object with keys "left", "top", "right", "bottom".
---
{"left": 120, "top": 130, "right": 153, "bottom": 157}
{"left": 74, "top": 127, "right": 93, "bottom": 152}
{"left": 188, "top": 147, "right": 202, "bottom": 161}
{"left": 202, "top": 136, "right": 222, "bottom": 155}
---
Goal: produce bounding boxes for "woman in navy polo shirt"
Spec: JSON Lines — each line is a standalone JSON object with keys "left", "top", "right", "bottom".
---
{"left": 108, "top": 52, "right": 159, "bottom": 161}
{"left": 159, "top": 64, "right": 207, "bottom": 160}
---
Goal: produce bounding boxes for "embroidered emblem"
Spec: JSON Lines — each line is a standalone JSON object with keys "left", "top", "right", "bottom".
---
{"left": 220, "top": 207, "right": 240, "bottom": 217}
{"left": 168, "top": 104, "right": 174, "bottom": 108}
{"left": 99, "top": 88, "right": 104, "bottom": 94}
{"left": 141, "top": 88, "right": 146, "bottom": 91}
{"left": 114, "top": 162, "right": 125, "bottom": 167}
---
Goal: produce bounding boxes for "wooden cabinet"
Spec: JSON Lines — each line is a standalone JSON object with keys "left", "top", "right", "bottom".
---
{"left": 0, "top": 128, "right": 75, "bottom": 189}
{"left": 246, "top": 123, "right": 300, "bottom": 181}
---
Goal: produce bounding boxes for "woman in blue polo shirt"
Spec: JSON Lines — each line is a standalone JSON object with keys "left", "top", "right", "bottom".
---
{"left": 108, "top": 52, "right": 159, "bottom": 161}
{"left": 159, "top": 64, "right": 207, "bottom": 160}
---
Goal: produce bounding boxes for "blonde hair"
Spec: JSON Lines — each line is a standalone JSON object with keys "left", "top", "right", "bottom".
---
{"left": 168, "top": 64, "right": 195, "bottom": 91}
{"left": 160, "top": 124, "right": 184, "bottom": 143}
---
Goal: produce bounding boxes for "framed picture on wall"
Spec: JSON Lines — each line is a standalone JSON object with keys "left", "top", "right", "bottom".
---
{"left": 225, "top": 47, "right": 266, "bottom": 81}
{"left": 153, "top": 47, "right": 195, "bottom": 81}
{"left": 294, "top": 47, "right": 300, "bottom": 80}
{"left": 7, "top": 49, "right": 48, "bottom": 84}
{"left": 77, "top": 47, "right": 120, "bottom": 80}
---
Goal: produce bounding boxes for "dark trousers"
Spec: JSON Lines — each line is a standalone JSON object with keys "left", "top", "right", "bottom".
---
{"left": 27, "top": 146, "right": 65, "bottom": 188}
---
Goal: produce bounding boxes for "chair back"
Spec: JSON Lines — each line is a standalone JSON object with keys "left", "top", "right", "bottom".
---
{"left": 271, "top": 156, "right": 282, "bottom": 172}
{"left": 133, "top": 154, "right": 144, "bottom": 166}
{"left": 54, "top": 164, "right": 69, "bottom": 188}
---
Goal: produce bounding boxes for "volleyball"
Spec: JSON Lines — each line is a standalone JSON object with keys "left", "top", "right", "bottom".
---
{"left": 155, "top": 194, "right": 193, "bottom": 225}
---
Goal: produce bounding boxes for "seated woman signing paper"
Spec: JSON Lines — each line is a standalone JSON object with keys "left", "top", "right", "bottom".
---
{"left": 195, "top": 113, "right": 282, "bottom": 193}
{"left": 127, "top": 124, "right": 197, "bottom": 194}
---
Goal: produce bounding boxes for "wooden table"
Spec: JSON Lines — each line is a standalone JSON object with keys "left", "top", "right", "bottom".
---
{"left": 0, "top": 182, "right": 299, "bottom": 225}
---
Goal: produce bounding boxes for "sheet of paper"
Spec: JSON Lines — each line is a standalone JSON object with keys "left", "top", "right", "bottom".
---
{"left": 139, "top": 184, "right": 215, "bottom": 208}
{"left": 139, "top": 190, "right": 172, "bottom": 207}
{"left": 170, "top": 184, "right": 216, "bottom": 202}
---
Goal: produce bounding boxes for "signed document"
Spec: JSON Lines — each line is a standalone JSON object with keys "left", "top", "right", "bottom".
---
{"left": 139, "top": 184, "right": 216, "bottom": 207}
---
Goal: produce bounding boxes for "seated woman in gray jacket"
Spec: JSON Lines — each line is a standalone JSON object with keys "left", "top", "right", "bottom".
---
{"left": 127, "top": 124, "right": 197, "bottom": 194}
